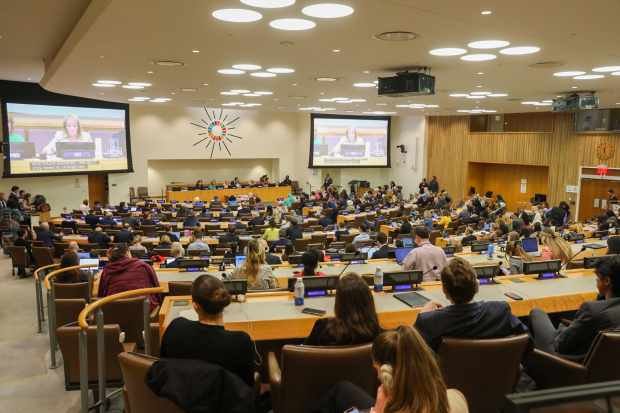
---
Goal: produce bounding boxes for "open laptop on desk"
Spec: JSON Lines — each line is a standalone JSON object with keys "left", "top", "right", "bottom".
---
{"left": 521, "top": 237, "right": 541, "bottom": 257}
{"left": 394, "top": 247, "right": 414, "bottom": 265}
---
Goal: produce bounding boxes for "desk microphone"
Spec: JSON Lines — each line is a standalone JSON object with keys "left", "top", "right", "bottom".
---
{"left": 493, "top": 261, "right": 504, "bottom": 283}
{"left": 338, "top": 249, "right": 360, "bottom": 277}
{"left": 560, "top": 246, "right": 587, "bottom": 269}
{"left": 421, "top": 265, "right": 438, "bottom": 280}
{"left": 221, "top": 272, "right": 244, "bottom": 302}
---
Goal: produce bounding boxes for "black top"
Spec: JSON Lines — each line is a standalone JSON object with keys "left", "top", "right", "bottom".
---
{"left": 85, "top": 214, "right": 100, "bottom": 230}
{"left": 160, "top": 318, "right": 255, "bottom": 388}
{"left": 248, "top": 217, "right": 265, "bottom": 228}
{"left": 499, "top": 224, "right": 510, "bottom": 236}
{"left": 88, "top": 232, "right": 111, "bottom": 249}
{"left": 286, "top": 226, "right": 304, "bottom": 244}
{"left": 265, "top": 253, "right": 282, "bottom": 265}
{"left": 303, "top": 318, "right": 383, "bottom": 347}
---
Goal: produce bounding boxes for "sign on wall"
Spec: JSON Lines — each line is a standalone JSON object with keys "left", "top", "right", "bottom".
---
{"left": 566, "top": 185, "right": 579, "bottom": 193}
{"left": 191, "top": 109, "right": 243, "bottom": 158}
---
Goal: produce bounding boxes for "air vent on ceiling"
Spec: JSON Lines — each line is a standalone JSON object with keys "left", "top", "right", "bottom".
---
{"left": 529, "top": 61, "right": 567, "bottom": 68}
{"left": 373, "top": 31, "right": 421, "bottom": 41}
{"left": 151, "top": 60, "right": 186, "bottom": 67}
{"left": 507, "top": 98, "right": 524, "bottom": 101}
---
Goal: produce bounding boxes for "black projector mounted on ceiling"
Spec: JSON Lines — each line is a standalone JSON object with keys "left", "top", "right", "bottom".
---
{"left": 552, "top": 93, "right": 599, "bottom": 112}
{"left": 378, "top": 68, "right": 435, "bottom": 97}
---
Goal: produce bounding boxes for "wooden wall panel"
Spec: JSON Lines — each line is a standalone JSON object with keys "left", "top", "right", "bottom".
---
{"left": 428, "top": 112, "right": 620, "bottom": 207}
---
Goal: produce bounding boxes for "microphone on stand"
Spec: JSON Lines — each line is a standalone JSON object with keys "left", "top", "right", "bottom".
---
{"left": 560, "top": 246, "right": 587, "bottom": 271}
{"left": 421, "top": 265, "right": 438, "bottom": 281}
{"left": 339, "top": 250, "right": 360, "bottom": 277}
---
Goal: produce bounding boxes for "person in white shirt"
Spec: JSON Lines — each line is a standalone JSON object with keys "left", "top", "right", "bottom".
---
{"left": 187, "top": 231, "right": 210, "bottom": 251}
{"left": 41, "top": 114, "right": 93, "bottom": 155}
{"left": 79, "top": 199, "right": 89, "bottom": 215}
{"left": 352, "top": 224, "right": 370, "bottom": 245}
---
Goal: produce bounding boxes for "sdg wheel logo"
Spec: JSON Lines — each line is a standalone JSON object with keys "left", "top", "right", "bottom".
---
{"left": 191, "top": 108, "right": 243, "bottom": 158}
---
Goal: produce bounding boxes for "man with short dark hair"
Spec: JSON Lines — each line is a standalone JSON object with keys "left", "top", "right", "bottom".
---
{"left": 92, "top": 200, "right": 102, "bottom": 213}
{"left": 323, "top": 174, "right": 332, "bottom": 190}
{"left": 160, "top": 225, "right": 180, "bottom": 242}
{"left": 210, "top": 196, "right": 223, "bottom": 206}
{"left": 414, "top": 257, "right": 534, "bottom": 354}
{"left": 113, "top": 224, "right": 135, "bottom": 245}
{"left": 334, "top": 221, "right": 349, "bottom": 241}
{"left": 9, "top": 186, "right": 19, "bottom": 204}
{"left": 608, "top": 189, "right": 618, "bottom": 205}
{"left": 122, "top": 213, "right": 139, "bottom": 230}
{"left": 222, "top": 224, "right": 240, "bottom": 245}
{"left": 397, "top": 216, "right": 412, "bottom": 235}
{"left": 88, "top": 227, "right": 111, "bottom": 249}
{"left": 401, "top": 226, "right": 446, "bottom": 281}
{"left": 285, "top": 219, "right": 303, "bottom": 245}
{"left": 197, "top": 207, "right": 211, "bottom": 219}
{"left": 152, "top": 208, "right": 168, "bottom": 222}
{"left": 370, "top": 232, "right": 391, "bottom": 259}
{"left": 269, "top": 228, "right": 289, "bottom": 253}
{"left": 85, "top": 208, "right": 100, "bottom": 230}
{"left": 141, "top": 211, "right": 159, "bottom": 226}
{"left": 14, "top": 229, "right": 35, "bottom": 272}
{"left": 352, "top": 224, "right": 370, "bottom": 245}
{"left": 318, "top": 211, "right": 331, "bottom": 228}
{"left": 429, "top": 176, "right": 439, "bottom": 193}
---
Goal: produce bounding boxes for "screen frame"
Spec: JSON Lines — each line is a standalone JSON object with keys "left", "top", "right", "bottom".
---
{"left": 308, "top": 113, "right": 391, "bottom": 169}
{"left": 1, "top": 80, "right": 134, "bottom": 178}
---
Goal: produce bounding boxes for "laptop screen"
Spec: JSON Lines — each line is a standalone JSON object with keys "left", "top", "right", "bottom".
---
{"left": 401, "top": 237, "right": 413, "bottom": 247}
{"left": 361, "top": 247, "right": 376, "bottom": 259}
{"left": 395, "top": 247, "right": 414, "bottom": 263}
{"left": 79, "top": 258, "right": 99, "bottom": 271}
{"left": 171, "top": 232, "right": 181, "bottom": 240}
{"left": 484, "top": 223, "right": 490, "bottom": 230}
{"left": 165, "top": 257, "right": 176, "bottom": 264}
{"left": 235, "top": 255, "right": 246, "bottom": 267}
{"left": 521, "top": 237, "right": 538, "bottom": 253}
{"left": 130, "top": 207, "right": 137, "bottom": 212}
{"left": 76, "top": 252, "right": 90, "bottom": 260}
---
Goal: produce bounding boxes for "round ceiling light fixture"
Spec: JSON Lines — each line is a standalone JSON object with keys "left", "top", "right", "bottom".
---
{"left": 270, "top": 18, "right": 316, "bottom": 30}
{"left": 232, "top": 64, "right": 261, "bottom": 70}
{"left": 218, "top": 69, "right": 245, "bottom": 74}
{"left": 251, "top": 72, "right": 277, "bottom": 77}
{"left": 499, "top": 46, "right": 540, "bottom": 55}
{"left": 461, "top": 54, "right": 497, "bottom": 61}
{"left": 373, "top": 31, "right": 421, "bottom": 41}
{"left": 553, "top": 71, "right": 585, "bottom": 76}
{"left": 468, "top": 40, "right": 510, "bottom": 49}
{"left": 151, "top": 60, "right": 186, "bottom": 66}
{"left": 241, "top": 0, "right": 295, "bottom": 7}
{"left": 430, "top": 48, "right": 467, "bottom": 56}
{"left": 592, "top": 66, "right": 620, "bottom": 72}
{"left": 573, "top": 74, "right": 605, "bottom": 79}
{"left": 267, "top": 68, "right": 295, "bottom": 73}
{"left": 212, "top": 9, "right": 262, "bottom": 22}
{"left": 302, "top": 3, "right": 354, "bottom": 18}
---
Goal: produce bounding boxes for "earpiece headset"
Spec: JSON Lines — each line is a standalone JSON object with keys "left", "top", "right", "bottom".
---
{"left": 379, "top": 364, "right": 393, "bottom": 389}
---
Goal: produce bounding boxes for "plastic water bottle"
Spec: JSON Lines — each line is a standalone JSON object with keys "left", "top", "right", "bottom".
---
{"left": 487, "top": 243, "right": 494, "bottom": 260}
{"left": 294, "top": 278, "right": 305, "bottom": 306}
{"left": 374, "top": 267, "right": 384, "bottom": 292}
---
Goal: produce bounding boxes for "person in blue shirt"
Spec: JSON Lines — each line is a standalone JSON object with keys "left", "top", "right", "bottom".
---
{"left": 99, "top": 212, "right": 118, "bottom": 227}
{"left": 269, "top": 228, "right": 290, "bottom": 253}
{"left": 183, "top": 210, "right": 200, "bottom": 228}
{"left": 422, "top": 210, "right": 434, "bottom": 230}
{"left": 352, "top": 224, "right": 370, "bottom": 245}
{"left": 37, "top": 222, "right": 64, "bottom": 248}
{"left": 327, "top": 196, "right": 336, "bottom": 210}
{"left": 227, "top": 195, "right": 239, "bottom": 206}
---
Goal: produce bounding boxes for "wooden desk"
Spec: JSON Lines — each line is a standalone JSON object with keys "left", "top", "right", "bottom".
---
{"left": 167, "top": 186, "right": 291, "bottom": 204}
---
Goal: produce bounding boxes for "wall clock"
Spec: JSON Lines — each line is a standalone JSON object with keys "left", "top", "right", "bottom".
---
{"left": 596, "top": 142, "right": 614, "bottom": 160}
{"left": 191, "top": 109, "right": 243, "bottom": 158}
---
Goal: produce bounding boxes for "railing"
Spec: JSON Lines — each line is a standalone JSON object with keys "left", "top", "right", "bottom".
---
{"left": 77, "top": 287, "right": 163, "bottom": 413}
{"left": 44, "top": 264, "right": 98, "bottom": 369}
{"left": 34, "top": 264, "right": 58, "bottom": 334}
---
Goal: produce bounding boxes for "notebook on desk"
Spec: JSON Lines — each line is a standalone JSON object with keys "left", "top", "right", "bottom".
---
{"left": 394, "top": 292, "right": 430, "bottom": 308}
{"left": 585, "top": 243, "right": 606, "bottom": 249}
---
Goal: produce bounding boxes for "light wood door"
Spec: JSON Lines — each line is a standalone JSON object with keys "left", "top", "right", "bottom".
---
{"left": 88, "top": 174, "right": 106, "bottom": 207}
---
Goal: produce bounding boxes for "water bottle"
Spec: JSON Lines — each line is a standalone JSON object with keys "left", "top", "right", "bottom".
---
{"left": 487, "top": 243, "right": 494, "bottom": 260}
{"left": 374, "top": 267, "right": 384, "bottom": 292}
{"left": 294, "top": 278, "right": 305, "bottom": 306}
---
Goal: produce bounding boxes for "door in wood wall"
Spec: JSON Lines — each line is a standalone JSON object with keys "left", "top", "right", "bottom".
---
{"left": 88, "top": 174, "right": 106, "bottom": 207}
{"left": 578, "top": 179, "right": 620, "bottom": 221}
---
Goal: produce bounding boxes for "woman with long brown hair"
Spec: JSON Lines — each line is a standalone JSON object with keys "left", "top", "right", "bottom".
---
{"left": 54, "top": 251, "right": 86, "bottom": 283}
{"left": 228, "top": 239, "right": 275, "bottom": 289}
{"left": 303, "top": 273, "right": 383, "bottom": 346}
{"left": 503, "top": 242, "right": 535, "bottom": 275}
{"left": 312, "top": 326, "right": 468, "bottom": 413}
{"left": 540, "top": 228, "right": 572, "bottom": 263}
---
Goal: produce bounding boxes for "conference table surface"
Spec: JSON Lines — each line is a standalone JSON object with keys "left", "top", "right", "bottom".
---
{"left": 166, "top": 186, "right": 291, "bottom": 204}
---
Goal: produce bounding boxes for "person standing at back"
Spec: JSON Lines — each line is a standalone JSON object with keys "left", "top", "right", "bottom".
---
{"left": 429, "top": 176, "right": 439, "bottom": 193}
{"left": 401, "top": 226, "right": 446, "bottom": 281}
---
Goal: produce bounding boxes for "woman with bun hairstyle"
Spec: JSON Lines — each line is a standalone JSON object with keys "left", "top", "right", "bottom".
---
{"left": 160, "top": 274, "right": 254, "bottom": 388}
{"left": 312, "top": 325, "right": 468, "bottom": 413}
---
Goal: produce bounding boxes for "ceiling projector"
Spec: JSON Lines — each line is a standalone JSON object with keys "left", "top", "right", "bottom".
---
{"left": 378, "top": 70, "right": 435, "bottom": 97}
{"left": 552, "top": 94, "right": 599, "bottom": 112}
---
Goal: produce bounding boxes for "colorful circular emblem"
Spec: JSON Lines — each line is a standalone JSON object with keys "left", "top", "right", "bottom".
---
{"left": 207, "top": 120, "right": 227, "bottom": 141}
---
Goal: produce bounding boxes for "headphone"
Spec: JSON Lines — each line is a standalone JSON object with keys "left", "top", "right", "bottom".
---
{"left": 379, "top": 364, "right": 394, "bottom": 389}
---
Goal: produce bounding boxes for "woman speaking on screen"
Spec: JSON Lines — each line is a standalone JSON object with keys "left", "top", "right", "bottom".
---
{"left": 41, "top": 114, "right": 93, "bottom": 155}
{"left": 331, "top": 124, "right": 364, "bottom": 156}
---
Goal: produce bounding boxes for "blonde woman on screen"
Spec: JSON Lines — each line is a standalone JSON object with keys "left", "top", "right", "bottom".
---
{"left": 41, "top": 114, "right": 92, "bottom": 154}
{"left": 331, "top": 124, "right": 364, "bottom": 156}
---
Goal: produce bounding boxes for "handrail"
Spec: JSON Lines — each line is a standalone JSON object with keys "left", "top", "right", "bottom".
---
{"left": 78, "top": 287, "right": 163, "bottom": 330}
{"left": 45, "top": 264, "right": 99, "bottom": 291}
{"left": 35, "top": 264, "right": 59, "bottom": 281}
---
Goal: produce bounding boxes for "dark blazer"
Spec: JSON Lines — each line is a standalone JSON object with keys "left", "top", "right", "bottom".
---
{"left": 9, "top": 192, "right": 19, "bottom": 203}
{"left": 265, "top": 253, "right": 282, "bottom": 265}
{"left": 429, "top": 180, "right": 439, "bottom": 193}
{"left": 318, "top": 217, "right": 332, "bottom": 228}
{"left": 161, "top": 233, "right": 180, "bottom": 243}
{"left": 222, "top": 233, "right": 240, "bottom": 245}
{"left": 85, "top": 214, "right": 100, "bottom": 230}
{"left": 141, "top": 219, "right": 160, "bottom": 226}
{"left": 248, "top": 217, "right": 265, "bottom": 228}
{"left": 14, "top": 237, "right": 33, "bottom": 256}
{"left": 323, "top": 177, "right": 333, "bottom": 188}
{"left": 269, "top": 238, "right": 289, "bottom": 253}
{"left": 152, "top": 213, "right": 168, "bottom": 222}
{"left": 371, "top": 245, "right": 391, "bottom": 259}
{"left": 113, "top": 230, "right": 135, "bottom": 245}
{"left": 38, "top": 229, "right": 63, "bottom": 248}
{"left": 460, "top": 234, "right": 478, "bottom": 246}
{"left": 414, "top": 301, "right": 534, "bottom": 356}
{"left": 286, "top": 226, "right": 304, "bottom": 244}
{"left": 238, "top": 208, "right": 251, "bottom": 215}
{"left": 210, "top": 200, "right": 223, "bottom": 206}
{"left": 234, "top": 221, "right": 248, "bottom": 230}
{"left": 88, "top": 232, "right": 111, "bottom": 249}
{"left": 398, "top": 221, "right": 412, "bottom": 235}
{"left": 122, "top": 216, "right": 139, "bottom": 230}
{"left": 334, "top": 229, "right": 349, "bottom": 241}
{"left": 99, "top": 217, "right": 117, "bottom": 227}
{"left": 552, "top": 297, "right": 620, "bottom": 362}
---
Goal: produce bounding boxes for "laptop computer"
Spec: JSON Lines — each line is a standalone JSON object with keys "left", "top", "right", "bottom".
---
{"left": 394, "top": 247, "right": 414, "bottom": 265}
{"left": 401, "top": 237, "right": 413, "bottom": 247}
{"left": 79, "top": 258, "right": 99, "bottom": 271}
{"left": 521, "top": 237, "right": 541, "bottom": 256}
{"left": 171, "top": 232, "right": 181, "bottom": 240}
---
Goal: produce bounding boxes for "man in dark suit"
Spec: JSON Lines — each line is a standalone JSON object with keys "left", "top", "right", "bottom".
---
{"left": 429, "top": 176, "right": 439, "bottom": 193}
{"left": 318, "top": 211, "right": 332, "bottom": 228}
{"left": 99, "top": 212, "right": 117, "bottom": 227}
{"left": 457, "top": 207, "right": 471, "bottom": 220}
{"left": 14, "top": 229, "right": 35, "bottom": 270}
{"left": 140, "top": 212, "right": 160, "bottom": 227}
{"left": 326, "top": 196, "right": 336, "bottom": 210}
{"left": 9, "top": 186, "right": 19, "bottom": 204}
{"left": 152, "top": 208, "right": 168, "bottom": 222}
{"left": 234, "top": 220, "right": 248, "bottom": 231}
{"left": 459, "top": 227, "right": 478, "bottom": 246}
{"left": 113, "top": 224, "right": 135, "bottom": 245}
{"left": 122, "top": 214, "right": 139, "bottom": 230}
{"left": 529, "top": 255, "right": 620, "bottom": 363}
{"left": 248, "top": 211, "right": 265, "bottom": 229}
{"left": 260, "top": 239, "right": 282, "bottom": 265}
{"left": 0, "top": 192, "right": 8, "bottom": 209}
{"left": 237, "top": 205, "right": 252, "bottom": 215}
{"left": 197, "top": 207, "right": 211, "bottom": 219}
{"left": 269, "top": 228, "right": 290, "bottom": 253}
{"left": 88, "top": 227, "right": 111, "bottom": 249}
{"left": 160, "top": 225, "right": 180, "bottom": 242}
{"left": 608, "top": 189, "right": 619, "bottom": 205}
{"left": 163, "top": 242, "right": 186, "bottom": 268}
{"left": 414, "top": 256, "right": 534, "bottom": 355}
{"left": 220, "top": 207, "right": 234, "bottom": 219}
{"left": 370, "top": 232, "right": 392, "bottom": 259}
{"left": 221, "top": 225, "right": 240, "bottom": 245}
{"left": 37, "top": 222, "right": 63, "bottom": 248}
{"left": 85, "top": 209, "right": 100, "bottom": 230}
{"left": 210, "top": 196, "right": 223, "bottom": 206}
{"left": 323, "top": 174, "right": 333, "bottom": 190}
{"left": 285, "top": 219, "right": 303, "bottom": 245}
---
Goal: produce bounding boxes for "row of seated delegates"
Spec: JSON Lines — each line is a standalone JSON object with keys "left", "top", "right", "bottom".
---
{"left": 97, "top": 243, "right": 162, "bottom": 311}
{"left": 227, "top": 239, "right": 275, "bottom": 289}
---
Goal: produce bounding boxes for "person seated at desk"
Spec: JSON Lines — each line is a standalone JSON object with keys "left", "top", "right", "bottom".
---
{"left": 99, "top": 212, "right": 117, "bottom": 227}
{"left": 227, "top": 195, "right": 238, "bottom": 206}
{"left": 237, "top": 204, "right": 252, "bottom": 215}
{"left": 196, "top": 207, "right": 211, "bottom": 219}
{"left": 422, "top": 210, "right": 434, "bottom": 231}
{"left": 269, "top": 228, "right": 289, "bottom": 253}
{"left": 140, "top": 211, "right": 160, "bottom": 227}
{"left": 334, "top": 222, "right": 349, "bottom": 241}
{"left": 259, "top": 239, "right": 282, "bottom": 265}
{"left": 352, "top": 224, "right": 370, "bottom": 246}
{"left": 14, "top": 229, "right": 35, "bottom": 270}
{"left": 159, "top": 274, "right": 254, "bottom": 389}
{"left": 286, "top": 218, "right": 304, "bottom": 245}
{"left": 607, "top": 236, "right": 620, "bottom": 255}
{"left": 188, "top": 231, "right": 210, "bottom": 250}
{"left": 129, "top": 235, "right": 147, "bottom": 251}
{"left": 402, "top": 226, "right": 446, "bottom": 282}
{"left": 225, "top": 242, "right": 245, "bottom": 258}
{"left": 122, "top": 213, "right": 139, "bottom": 230}
{"left": 540, "top": 228, "right": 571, "bottom": 263}
{"left": 294, "top": 249, "right": 326, "bottom": 277}
{"left": 227, "top": 239, "right": 275, "bottom": 290}
{"left": 397, "top": 216, "right": 412, "bottom": 235}
{"left": 79, "top": 199, "right": 89, "bottom": 215}
{"left": 248, "top": 211, "right": 265, "bottom": 229}
{"left": 414, "top": 257, "right": 534, "bottom": 355}
{"left": 281, "top": 175, "right": 292, "bottom": 186}
{"left": 264, "top": 205, "right": 275, "bottom": 222}
{"left": 435, "top": 194, "right": 448, "bottom": 211}
{"left": 85, "top": 209, "right": 100, "bottom": 230}
{"left": 501, "top": 242, "right": 534, "bottom": 275}
{"left": 114, "top": 223, "right": 135, "bottom": 245}
{"left": 210, "top": 195, "right": 223, "bottom": 206}
{"left": 220, "top": 224, "right": 240, "bottom": 245}
{"left": 234, "top": 219, "right": 248, "bottom": 231}
{"left": 529, "top": 255, "right": 620, "bottom": 363}
{"left": 262, "top": 220, "right": 279, "bottom": 241}
{"left": 437, "top": 209, "right": 452, "bottom": 228}
{"left": 37, "top": 222, "right": 63, "bottom": 248}
{"left": 160, "top": 225, "right": 180, "bottom": 243}
{"left": 92, "top": 200, "right": 103, "bottom": 213}
{"left": 208, "top": 179, "right": 217, "bottom": 190}
{"left": 371, "top": 232, "right": 392, "bottom": 259}
{"left": 54, "top": 251, "right": 89, "bottom": 283}
{"left": 326, "top": 196, "right": 336, "bottom": 210}
{"left": 88, "top": 227, "right": 110, "bottom": 249}
{"left": 183, "top": 210, "right": 200, "bottom": 228}
{"left": 458, "top": 207, "right": 471, "bottom": 220}
{"left": 152, "top": 208, "right": 168, "bottom": 222}
{"left": 155, "top": 235, "right": 173, "bottom": 250}
{"left": 368, "top": 225, "right": 378, "bottom": 237}
{"left": 466, "top": 212, "right": 481, "bottom": 226}
{"left": 459, "top": 227, "right": 478, "bottom": 246}
{"left": 561, "top": 223, "right": 584, "bottom": 241}
{"left": 281, "top": 242, "right": 296, "bottom": 262}
{"left": 232, "top": 177, "right": 241, "bottom": 188}
{"left": 163, "top": 242, "right": 185, "bottom": 268}
{"left": 195, "top": 179, "right": 204, "bottom": 190}
{"left": 117, "top": 202, "right": 128, "bottom": 214}
{"left": 318, "top": 211, "right": 332, "bottom": 228}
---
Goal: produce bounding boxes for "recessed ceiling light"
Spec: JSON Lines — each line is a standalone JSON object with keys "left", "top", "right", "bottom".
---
{"left": 267, "top": 68, "right": 294, "bottom": 73}
{"left": 477, "top": 85, "right": 482, "bottom": 87}
{"left": 449, "top": 94, "right": 469, "bottom": 97}
{"left": 288, "top": 96, "right": 307, "bottom": 99}
{"left": 212, "top": 9, "right": 262, "bottom": 22}
{"left": 500, "top": 46, "right": 540, "bottom": 55}
{"left": 302, "top": 4, "right": 354, "bottom": 18}
{"left": 128, "top": 98, "right": 147, "bottom": 101}
{"left": 350, "top": 99, "right": 366, "bottom": 102}
{"left": 315, "top": 77, "right": 339, "bottom": 81}
{"left": 248, "top": 103, "right": 262, "bottom": 106}
{"left": 425, "top": 105, "right": 439, "bottom": 107}
{"left": 241, "top": 0, "right": 295, "bottom": 7}
{"left": 542, "top": 100, "right": 553, "bottom": 103}
{"left": 218, "top": 69, "right": 245, "bottom": 75}
{"left": 132, "top": 97, "right": 149, "bottom": 100}
{"left": 429, "top": 48, "right": 467, "bottom": 56}
{"left": 336, "top": 100, "right": 353, "bottom": 103}
{"left": 461, "top": 54, "right": 497, "bottom": 61}
{"left": 128, "top": 82, "right": 151, "bottom": 87}
{"left": 521, "top": 102, "right": 538, "bottom": 104}
{"left": 276, "top": 106, "right": 288, "bottom": 108}
{"left": 221, "top": 92, "right": 239, "bottom": 95}
{"left": 373, "top": 31, "right": 421, "bottom": 41}
{"left": 232, "top": 64, "right": 261, "bottom": 70}
{"left": 222, "top": 103, "right": 236, "bottom": 106}
{"left": 484, "top": 110, "right": 497, "bottom": 112}
{"left": 243, "top": 93, "right": 261, "bottom": 96}
{"left": 572, "top": 86, "right": 578, "bottom": 88}
{"left": 147, "top": 71, "right": 153, "bottom": 73}
{"left": 231, "top": 89, "right": 251, "bottom": 93}
{"left": 457, "top": 110, "right": 471, "bottom": 113}
{"left": 375, "top": 103, "right": 388, "bottom": 106}
{"left": 319, "top": 99, "right": 335, "bottom": 102}
{"left": 354, "top": 83, "right": 376, "bottom": 87}
{"left": 93, "top": 83, "right": 114, "bottom": 87}
{"left": 332, "top": 98, "right": 348, "bottom": 101}
{"left": 471, "top": 92, "right": 492, "bottom": 95}
{"left": 178, "top": 88, "right": 199, "bottom": 91}
{"left": 345, "top": 110, "right": 355, "bottom": 113}
{"left": 333, "top": 50, "right": 340, "bottom": 52}
{"left": 488, "top": 94, "right": 508, "bottom": 97}
{"left": 478, "top": 72, "right": 483, "bottom": 74}
{"left": 612, "top": 72, "right": 620, "bottom": 76}
{"left": 395, "top": 105, "right": 409, "bottom": 107}
{"left": 255, "top": 91, "right": 273, "bottom": 95}
{"left": 468, "top": 40, "right": 510, "bottom": 49}
{"left": 97, "top": 80, "right": 121, "bottom": 84}
{"left": 481, "top": 11, "right": 492, "bottom": 14}
{"left": 192, "top": 50, "right": 199, "bottom": 53}
{"left": 592, "top": 66, "right": 620, "bottom": 72}
{"left": 190, "top": 101, "right": 206, "bottom": 104}
{"left": 122, "top": 85, "right": 143, "bottom": 89}
{"left": 466, "top": 95, "right": 484, "bottom": 98}
{"left": 364, "top": 71, "right": 369, "bottom": 74}
{"left": 573, "top": 74, "right": 605, "bottom": 79}
{"left": 151, "top": 60, "right": 186, "bottom": 66}
{"left": 270, "top": 18, "right": 316, "bottom": 30}
{"left": 553, "top": 71, "right": 585, "bottom": 76}
{"left": 251, "top": 72, "right": 277, "bottom": 77}
{"left": 537, "top": 103, "right": 551, "bottom": 106}
{"left": 150, "top": 99, "right": 167, "bottom": 102}
{"left": 239, "top": 104, "right": 254, "bottom": 107}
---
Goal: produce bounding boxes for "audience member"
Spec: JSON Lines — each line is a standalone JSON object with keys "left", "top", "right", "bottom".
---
{"left": 188, "top": 231, "right": 210, "bottom": 250}
{"left": 129, "top": 235, "right": 147, "bottom": 251}
{"left": 164, "top": 242, "right": 186, "bottom": 268}
{"left": 352, "top": 224, "right": 370, "bottom": 246}
{"left": 371, "top": 232, "right": 391, "bottom": 259}
{"left": 398, "top": 216, "right": 412, "bottom": 235}
{"left": 540, "top": 228, "right": 572, "bottom": 263}
{"left": 155, "top": 235, "right": 172, "bottom": 250}
{"left": 422, "top": 210, "right": 434, "bottom": 230}
{"left": 14, "top": 229, "right": 35, "bottom": 271}
{"left": 161, "top": 225, "right": 180, "bottom": 242}
{"left": 262, "top": 220, "right": 279, "bottom": 240}
{"left": 88, "top": 227, "right": 110, "bottom": 249}
{"left": 99, "top": 212, "right": 117, "bottom": 227}
{"left": 607, "top": 236, "right": 620, "bottom": 255}
{"left": 37, "top": 222, "right": 63, "bottom": 249}
{"left": 503, "top": 242, "right": 535, "bottom": 275}
{"left": 281, "top": 242, "right": 296, "bottom": 262}
{"left": 228, "top": 239, "right": 275, "bottom": 289}
{"left": 344, "top": 243, "right": 357, "bottom": 253}
{"left": 259, "top": 239, "right": 282, "bottom": 265}
{"left": 54, "top": 251, "right": 88, "bottom": 283}
{"left": 85, "top": 209, "right": 100, "bottom": 230}
{"left": 294, "top": 249, "right": 325, "bottom": 277}
{"left": 79, "top": 199, "right": 89, "bottom": 215}
{"left": 182, "top": 210, "right": 200, "bottom": 228}
{"left": 401, "top": 226, "right": 446, "bottom": 281}
{"left": 122, "top": 212, "right": 139, "bottom": 230}
{"left": 334, "top": 221, "right": 349, "bottom": 241}
{"left": 285, "top": 219, "right": 303, "bottom": 245}
{"left": 460, "top": 227, "right": 477, "bottom": 246}
{"left": 113, "top": 223, "right": 135, "bottom": 245}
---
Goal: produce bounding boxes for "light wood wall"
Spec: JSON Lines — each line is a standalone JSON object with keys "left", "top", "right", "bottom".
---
{"left": 428, "top": 112, "right": 620, "bottom": 206}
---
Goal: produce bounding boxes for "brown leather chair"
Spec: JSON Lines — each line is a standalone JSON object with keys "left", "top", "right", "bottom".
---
{"left": 269, "top": 344, "right": 377, "bottom": 413}
{"left": 434, "top": 222, "right": 445, "bottom": 232}
{"left": 457, "top": 225, "right": 467, "bottom": 234}
{"left": 188, "top": 249, "right": 212, "bottom": 256}
{"left": 429, "top": 230, "right": 441, "bottom": 246}
{"left": 294, "top": 238, "right": 311, "bottom": 253}
{"left": 155, "top": 249, "right": 172, "bottom": 257}
{"left": 54, "top": 282, "right": 90, "bottom": 301}
{"left": 353, "top": 215, "right": 366, "bottom": 229}
{"left": 215, "top": 248, "right": 228, "bottom": 256}
{"left": 438, "top": 334, "right": 530, "bottom": 413}
{"left": 330, "top": 242, "right": 345, "bottom": 249}
{"left": 55, "top": 298, "right": 88, "bottom": 328}
{"left": 339, "top": 234, "right": 356, "bottom": 244}
{"left": 310, "top": 233, "right": 328, "bottom": 249}
{"left": 522, "top": 331, "right": 620, "bottom": 389}
{"left": 566, "top": 259, "right": 585, "bottom": 270}
{"left": 79, "top": 243, "right": 100, "bottom": 252}
{"left": 140, "top": 225, "right": 158, "bottom": 235}
{"left": 8, "top": 246, "right": 29, "bottom": 277}
{"left": 447, "top": 221, "right": 460, "bottom": 230}
{"left": 33, "top": 246, "right": 57, "bottom": 266}
{"left": 54, "top": 242, "right": 69, "bottom": 258}
{"left": 443, "top": 228, "right": 455, "bottom": 236}
{"left": 168, "top": 281, "right": 192, "bottom": 296}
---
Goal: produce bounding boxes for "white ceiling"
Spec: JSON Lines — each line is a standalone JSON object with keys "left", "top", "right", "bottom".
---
{"left": 4, "top": 0, "right": 620, "bottom": 115}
